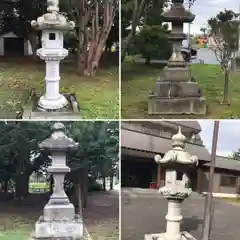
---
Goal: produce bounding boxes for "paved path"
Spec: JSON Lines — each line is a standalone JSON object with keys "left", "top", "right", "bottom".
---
{"left": 121, "top": 191, "right": 240, "bottom": 240}
{"left": 193, "top": 48, "right": 219, "bottom": 65}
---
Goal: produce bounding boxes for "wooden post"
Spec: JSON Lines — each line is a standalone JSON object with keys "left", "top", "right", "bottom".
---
{"left": 201, "top": 121, "right": 219, "bottom": 240}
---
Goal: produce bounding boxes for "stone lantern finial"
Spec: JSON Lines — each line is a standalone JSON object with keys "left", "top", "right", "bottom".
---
{"left": 47, "top": 0, "right": 59, "bottom": 13}
{"left": 172, "top": 126, "right": 186, "bottom": 149}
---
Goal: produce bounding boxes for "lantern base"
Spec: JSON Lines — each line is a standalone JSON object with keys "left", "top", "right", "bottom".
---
{"left": 22, "top": 92, "right": 80, "bottom": 119}
{"left": 33, "top": 214, "right": 84, "bottom": 239}
{"left": 38, "top": 94, "right": 68, "bottom": 110}
{"left": 144, "top": 231, "right": 197, "bottom": 240}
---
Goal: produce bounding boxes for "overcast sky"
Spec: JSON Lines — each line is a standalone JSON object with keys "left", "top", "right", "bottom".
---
{"left": 180, "top": 0, "right": 240, "bottom": 34}
{"left": 198, "top": 120, "right": 240, "bottom": 157}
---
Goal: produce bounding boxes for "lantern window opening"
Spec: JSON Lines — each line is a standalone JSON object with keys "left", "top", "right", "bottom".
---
{"left": 49, "top": 33, "right": 56, "bottom": 40}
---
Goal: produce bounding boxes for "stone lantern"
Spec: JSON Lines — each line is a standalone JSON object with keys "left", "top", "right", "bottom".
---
{"left": 148, "top": 0, "right": 206, "bottom": 115}
{"left": 144, "top": 127, "right": 198, "bottom": 240}
{"left": 33, "top": 122, "right": 83, "bottom": 239}
{"left": 31, "top": 0, "right": 75, "bottom": 111}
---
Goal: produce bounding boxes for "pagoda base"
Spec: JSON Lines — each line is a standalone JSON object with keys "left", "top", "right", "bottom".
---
{"left": 22, "top": 92, "right": 80, "bottom": 119}
{"left": 144, "top": 232, "right": 197, "bottom": 240}
{"left": 148, "top": 96, "right": 206, "bottom": 115}
{"left": 32, "top": 214, "right": 83, "bottom": 239}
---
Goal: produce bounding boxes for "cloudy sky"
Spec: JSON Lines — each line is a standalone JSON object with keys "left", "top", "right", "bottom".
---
{"left": 181, "top": 0, "right": 240, "bottom": 34}
{"left": 198, "top": 120, "right": 240, "bottom": 157}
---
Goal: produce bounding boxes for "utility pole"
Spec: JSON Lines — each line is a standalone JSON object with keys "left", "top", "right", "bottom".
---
{"left": 187, "top": 0, "right": 196, "bottom": 49}
{"left": 201, "top": 121, "right": 220, "bottom": 240}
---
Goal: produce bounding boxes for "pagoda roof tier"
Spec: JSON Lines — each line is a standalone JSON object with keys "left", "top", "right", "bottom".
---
{"left": 168, "top": 32, "right": 186, "bottom": 42}
{"left": 31, "top": 12, "right": 75, "bottom": 31}
{"left": 162, "top": 6, "right": 195, "bottom": 23}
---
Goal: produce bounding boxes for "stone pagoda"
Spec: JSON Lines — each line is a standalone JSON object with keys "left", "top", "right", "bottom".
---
{"left": 32, "top": 122, "right": 83, "bottom": 239}
{"left": 148, "top": 0, "right": 206, "bottom": 116}
{"left": 144, "top": 127, "right": 198, "bottom": 240}
{"left": 24, "top": 0, "right": 80, "bottom": 119}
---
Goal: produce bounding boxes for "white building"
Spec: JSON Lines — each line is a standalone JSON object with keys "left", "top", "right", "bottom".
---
{"left": 0, "top": 31, "right": 33, "bottom": 56}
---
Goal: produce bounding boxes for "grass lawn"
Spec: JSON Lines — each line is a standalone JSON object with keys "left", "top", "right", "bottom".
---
{"left": 121, "top": 60, "right": 240, "bottom": 119}
{"left": 0, "top": 58, "right": 119, "bottom": 119}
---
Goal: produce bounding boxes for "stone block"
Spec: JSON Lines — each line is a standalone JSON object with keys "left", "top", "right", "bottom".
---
{"left": 163, "top": 67, "right": 191, "bottom": 82}
{"left": 144, "top": 231, "right": 197, "bottom": 240}
{"left": 34, "top": 216, "right": 83, "bottom": 239}
{"left": 148, "top": 96, "right": 206, "bottom": 115}
{"left": 154, "top": 82, "right": 203, "bottom": 98}
{"left": 43, "top": 203, "right": 75, "bottom": 221}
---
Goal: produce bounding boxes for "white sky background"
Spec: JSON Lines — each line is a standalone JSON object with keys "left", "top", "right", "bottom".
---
{"left": 198, "top": 120, "right": 240, "bottom": 157}
{"left": 165, "top": 0, "right": 240, "bottom": 34}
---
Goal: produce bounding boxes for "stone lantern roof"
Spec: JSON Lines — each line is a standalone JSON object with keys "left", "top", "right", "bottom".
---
{"left": 31, "top": 0, "right": 75, "bottom": 31}
{"left": 39, "top": 122, "right": 79, "bottom": 152}
{"left": 162, "top": 0, "right": 195, "bottom": 23}
{"left": 154, "top": 127, "right": 199, "bottom": 167}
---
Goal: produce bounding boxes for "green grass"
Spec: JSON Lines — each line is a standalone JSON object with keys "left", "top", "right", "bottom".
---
{"left": 0, "top": 59, "right": 119, "bottom": 119}
{"left": 121, "top": 60, "right": 240, "bottom": 119}
{"left": 224, "top": 197, "right": 240, "bottom": 204}
{"left": 0, "top": 229, "right": 30, "bottom": 240}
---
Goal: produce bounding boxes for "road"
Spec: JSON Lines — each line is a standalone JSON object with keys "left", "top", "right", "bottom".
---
{"left": 192, "top": 48, "right": 219, "bottom": 65}
{"left": 121, "top": 189, "right": 240, "bottom": 240}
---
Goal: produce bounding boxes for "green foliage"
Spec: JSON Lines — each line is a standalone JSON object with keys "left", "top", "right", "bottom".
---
{"left": 0, "top": 121, "right": 119, "bottom": 197}
{"left": 208, "top": 9, "right": 239, "bottom": 66}
{"left": 130, "top": 25, "right": 171, "bottom": 62}
{"left": 231, "top": 149, "right": 240, "bottom": 161}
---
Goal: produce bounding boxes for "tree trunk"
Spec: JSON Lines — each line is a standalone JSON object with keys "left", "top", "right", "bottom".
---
{"left": 121, "top": 0, "right": 146, "bottom": 62}
{"left": 3, "top": 179, "right": 8, "bottom": 193}
{"left": 145, "top": 57, "right": 151, "bottom": 65}
{"left": 222, "top": 68, "right": 229, "bottom": 104}
{"left": 50, "top": 176, "right": 54, "bottom": 195}
{"left": 84, "top": 0, "right": 115, "bottom": 76}
{"left": 103, "top": 177, "right": 106, "bottom": 191}
{"left": 26, "top": 27, "right": 37, "bottom": 62}
{"left": 15, "top": 173, "right": 29, "bottom": 199}
{"left": 82, "top": 168, "right": 88, "bottom": 208}
{"left": 110, "top": 175, "right": 114, "bottom": 190}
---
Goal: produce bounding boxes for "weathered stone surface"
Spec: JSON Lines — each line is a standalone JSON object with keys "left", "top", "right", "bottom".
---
{"left": 154, "top": 82, "right": 202, "bottom": 98}
{"left": 144, "top": 231, "right": 197, "bottom": 240}
{"left": 35, "top": 217, "right": 83, "bottom": 239}
{"left": 43, "top": 203, "right": 75, "bottom": 221}
{"left": 163, "top": 67, "right": 191, "bottom": 82}
{"left": 148, "top": 97, "right": 206, "bottom": 115}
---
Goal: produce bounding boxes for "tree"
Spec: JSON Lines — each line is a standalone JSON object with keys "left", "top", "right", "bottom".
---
{"left": 231, "top": 149, "right": 240, "bottom": 161}
{"left": 200, "top": 27, "right": 207, "bottom": 37}
{"left": 0, "top": 121, "right": 119, "bottom": 200}
{"left": 61, "top": 0, "right": 117, "bottom": 76}
{"left": 208, "top": 9, "right": 239, "bottom": 104}
{"left": 129, "top": 0, "right": 171, "bottom": 64}
{"left": 121, "top": 0, "right": 146, "bottom": 61}
{"left": 131, "top": 25, "right": 171, "bottom": 64}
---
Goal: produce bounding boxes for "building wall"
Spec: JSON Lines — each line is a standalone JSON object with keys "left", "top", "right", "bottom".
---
{"left": 198, "top": 168, "right": 239, "bottom": 194}
{"left": 0, "top": 32, "right": 32, "bottom": 56}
